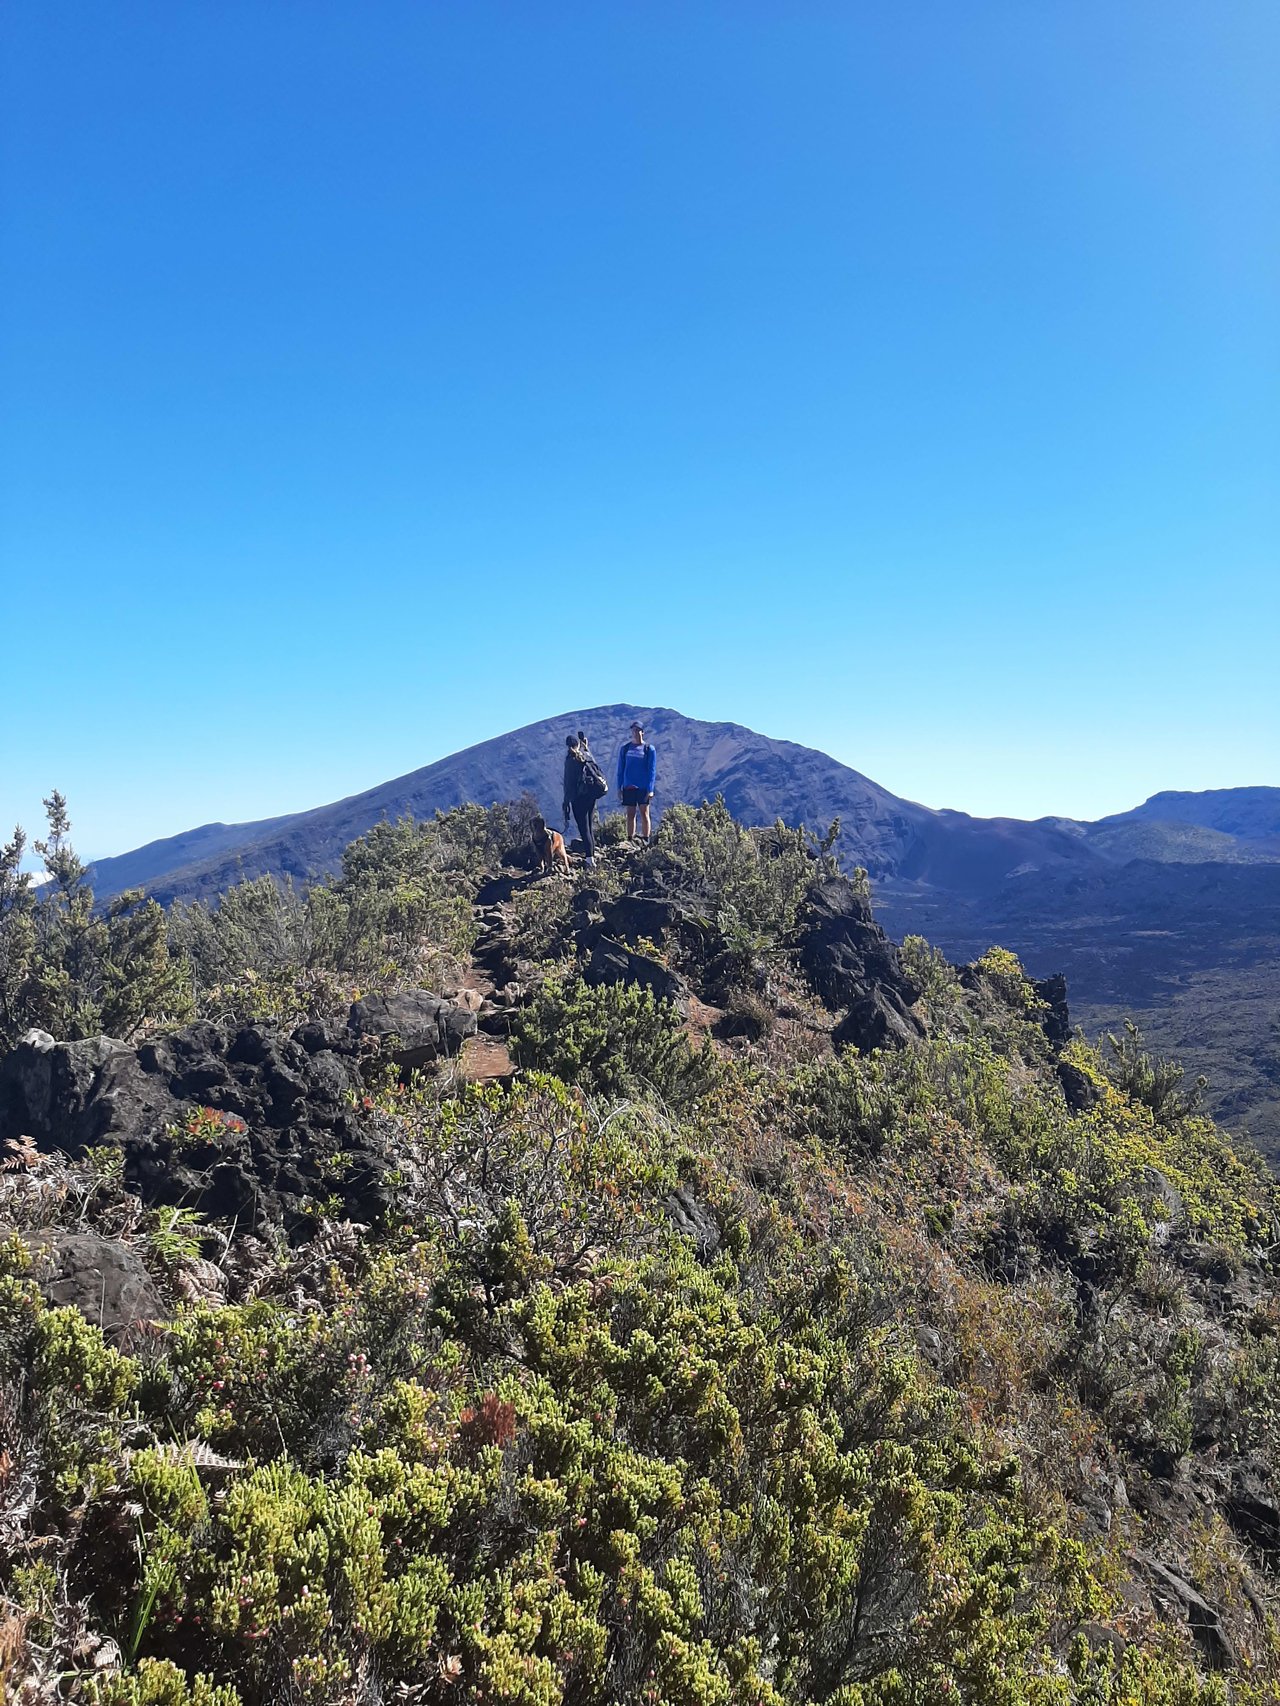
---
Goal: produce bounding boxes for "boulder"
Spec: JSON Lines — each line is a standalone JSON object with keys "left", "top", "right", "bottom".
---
{"left": 0, "top": 1029, "right": 142, "bottom": 1152}
{"left": 0, "top": 1029, "right": 57, "bottom": 1134}
{"left": 347, "top": 990, "right": 477, "bottom": 1069}
{"left": 584, "top": 937, "right": 689, "bottom": 1014}
{"left": 599, "top": 894, "right": 690, "bottom": 946}
{"left": 1077, "top": 1623, "right": 1128, "bottom": 1666}
{"left": 833, "top": 986, "right": 923, "bottom": 1054}
{"left": 293, "top": 1017, "right": 356, "bottom": 1056}
{"left": 24, "top": 1229, "right": 167, "bottom": 1336}
{"left": 1134, "top": 1554, "right": 1236, "bottom": 1671}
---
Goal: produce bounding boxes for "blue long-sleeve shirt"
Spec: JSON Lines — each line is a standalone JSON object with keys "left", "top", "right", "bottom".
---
{"left": 616, "top": 740, "right": 657, "bottom": 794}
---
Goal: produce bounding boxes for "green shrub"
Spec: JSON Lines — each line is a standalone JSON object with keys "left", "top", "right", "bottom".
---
{"left": 594, "top": 809, "right": 631, "bottom": 848}
{"left": 0, "top": 795, "right": 190, "bottom": 1048}
{"left": 635, "top": 799, "right": 829, "bottom": 952}
{"left": 170, "top": 813, "right": 478, "bottom": 1021}
{"left": 88, "top": 1660, "right": 243, "bottom": 1706}
{"left": 1105, "top": 1018, "right": 1207, "bottom": 1126}
{"left": 512, "top": 977, "right": 718, "bottom": 1107}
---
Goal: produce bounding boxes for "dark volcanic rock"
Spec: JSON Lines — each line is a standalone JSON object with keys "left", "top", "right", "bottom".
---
{"left": 474, "top": 872, "right": 520, "bottom": 907}
{"left": 1227, "top": 1464, "right": 1280, "bottom": 1560}
{"left": 795, "top": 877, "right": 923, "bottom": 1052}
{"left": 832, "top": 986, "right": 924, "bottom": 1054}
{"left": 1134, "top": 1554, "right": 1236, "bottom": 1671}
{"left": 347, "top": 990, "right": 477, "bottom": 1070}
{"left": 24, "top": 1229, "right": 167, "bottom": 1335}
{"left": 665, "top": 1186, "right": 721, "bottom": 1258}
{"left": 584, "top": 937, "right": 689, "bottom": 1013}
{"left": 1057, "top": 1058, "right": 1099, "bottom": 1112}
{"left": 0, "top": 1029, "right": 184, "bottom": 1155}
{"left": 599, "top": 894, "right": 695, "bottom": 946}
{"left": 0, "top": 995, "right": 468, "bottom": 1237}
{"left": 1033, "top": 973, "right": 1072, "bottom": 1046}
{"left": 574, "top": 892, "right": 717, "bottom": 971}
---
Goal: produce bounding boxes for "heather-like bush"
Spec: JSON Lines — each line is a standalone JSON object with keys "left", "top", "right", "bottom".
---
{"left": 512, "top": 977, "right": 718, "bottom": 1107}
{"left": 170, "top": 814, "right": 477, "bottom": 1021}
{"left": 1, "top": 1172, "right": 1167, "bottom": 1706}
{"left": 1105, "top": 1017, "right": 1208, "bottom": 1127}
{"left": 635, "top": 799, "right": 832, "bottom": 951}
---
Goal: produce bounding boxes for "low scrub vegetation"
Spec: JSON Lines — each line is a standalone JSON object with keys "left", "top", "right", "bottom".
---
{"left": 1, "top": 799, "right": 543, "bottom": 1045}
{"left": 1, "top": 795, "right": 1278, "bottom": 1703}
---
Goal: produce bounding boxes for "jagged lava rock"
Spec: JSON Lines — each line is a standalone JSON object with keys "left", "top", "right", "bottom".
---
{"left": 584, "top": 937, "right": 690, "bottom": 1014}
{"left": 795, "top": 877, "right": 924, "bottom": 1051}
{"left": 347, "top": 989, "right": 477, "bottom": 1070}
{"left": 0, "top": 990, "right": 477, "bottom": 1238}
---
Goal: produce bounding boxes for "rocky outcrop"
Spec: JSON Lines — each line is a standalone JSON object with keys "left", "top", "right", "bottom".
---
{"left": 597, "top": 893, "right": 714, "bottom": 953}
{"left": 795, "top": 877, "right": 924, "bottom": 1051}
{"left": 1133, "top": 1553, "right": 1237, "bottom": 1671}
{"left": 0, "top": 990, "right": 476, "bottom": 1238}
{"left": 1033, "top": 973, "right": 1071, "bottom": 1046}
{"left": 831, "top": 985, "right": 925, "bottom": 1054}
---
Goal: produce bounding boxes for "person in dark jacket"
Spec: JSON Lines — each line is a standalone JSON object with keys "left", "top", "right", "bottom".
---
{"left": 562, "top": 732, "right": 599, "bottom": 867}
{"left": 616, "top": 720, "right": 657, "bottom": 842}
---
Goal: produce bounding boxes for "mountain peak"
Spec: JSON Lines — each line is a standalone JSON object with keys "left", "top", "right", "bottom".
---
{"left": 89, "top": 706, "right": 1099, "bottom": 906}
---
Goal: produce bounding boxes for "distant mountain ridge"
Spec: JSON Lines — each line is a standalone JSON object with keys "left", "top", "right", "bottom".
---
{"left": 90, "top": 705, "right": 1117, "bottom": 906}
{"left": 90, "top": 707, "right": 1278, "bottom": 907}
{"left": 1115, "top": 786, "right": 1280, "bottom": 841}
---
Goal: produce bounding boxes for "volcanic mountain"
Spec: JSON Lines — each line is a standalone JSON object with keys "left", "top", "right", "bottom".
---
{"left": 90, "top": 705, "right": 1105, "bottom": 906}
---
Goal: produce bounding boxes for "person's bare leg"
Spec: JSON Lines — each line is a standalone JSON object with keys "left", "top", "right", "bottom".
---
{"left": 637, "top": 803, "right": 651, "bottom": 841}
{"left": 626, "top": 805, "right": 637, "bottom": 838}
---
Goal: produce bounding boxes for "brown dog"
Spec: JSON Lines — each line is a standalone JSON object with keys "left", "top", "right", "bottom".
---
{"left": 531, "top": 815, "right": 571, "bottom": 876}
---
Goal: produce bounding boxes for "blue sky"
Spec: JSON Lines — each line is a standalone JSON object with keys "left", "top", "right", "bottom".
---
{"left": 2, "top": 2, "right": 1276, "bottom": 860}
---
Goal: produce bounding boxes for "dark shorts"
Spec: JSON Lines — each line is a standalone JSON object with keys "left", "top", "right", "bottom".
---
{"left": 621, "top": 787, "right": 653, "bottom": 807}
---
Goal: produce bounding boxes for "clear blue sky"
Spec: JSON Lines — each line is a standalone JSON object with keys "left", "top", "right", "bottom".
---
{"left": 2, "top": 2, "right": 1276, "bottom": 859}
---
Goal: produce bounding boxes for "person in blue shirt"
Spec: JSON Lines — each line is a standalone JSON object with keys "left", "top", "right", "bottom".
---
{"left": 616, "top": 719, "right": 657, "bottom": 843}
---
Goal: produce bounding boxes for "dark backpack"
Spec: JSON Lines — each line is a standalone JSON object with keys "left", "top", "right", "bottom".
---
{"left": 579, "top": 754, "right": 609, "bottom": 801}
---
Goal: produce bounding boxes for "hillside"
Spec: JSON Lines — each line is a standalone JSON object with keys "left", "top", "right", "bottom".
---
{"left": 80, "top": 707, "right": 1280, "bottom": 1158}
{"left": 1082, "top": 819, "right": 1275, "bottom": 865}
{"left": 1077, "top": 789, "right": 1280, "bottom": 865}
{"left": 2, "top": 800, "right": 1279, "bottom": 1704}
{"left": 875, "top": 858, "right": 1280, "bottom": 1163}
{"left": 1115, "top": 787, "right": 1280, "bottom": 843}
